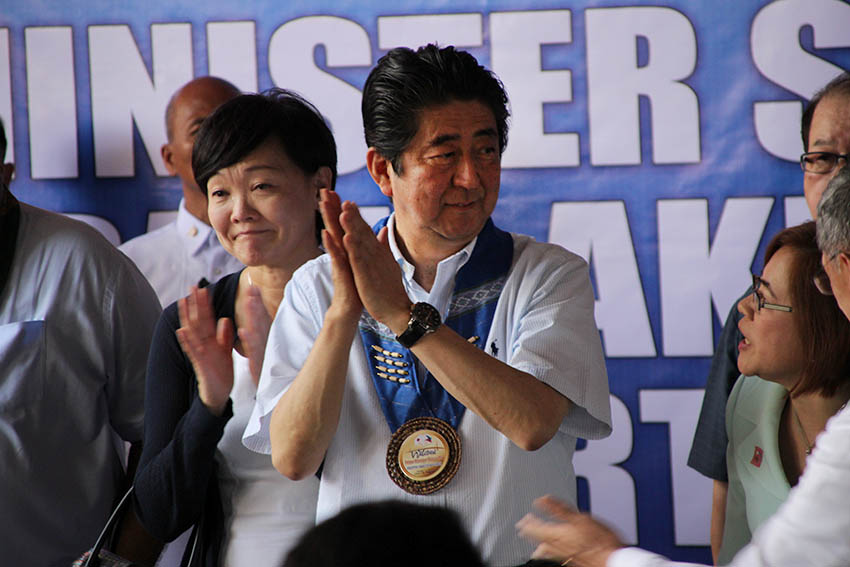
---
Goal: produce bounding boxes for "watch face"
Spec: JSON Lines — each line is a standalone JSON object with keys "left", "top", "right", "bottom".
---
{"left": 412, "top": 302, "right": 441, "bottom": 330}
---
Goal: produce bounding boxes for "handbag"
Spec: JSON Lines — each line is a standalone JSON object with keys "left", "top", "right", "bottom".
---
{"left": 73, "top": 485, "right": 201, "bottom": 567}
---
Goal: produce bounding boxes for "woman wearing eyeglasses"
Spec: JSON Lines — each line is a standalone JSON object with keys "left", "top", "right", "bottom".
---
{"left": 717, "top": 220, "right": 850, "bottom": 564}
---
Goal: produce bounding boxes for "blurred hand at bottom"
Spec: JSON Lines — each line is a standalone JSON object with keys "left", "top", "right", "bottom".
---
{"left": 517, "top": 495, "right": 623, "bottom": 567}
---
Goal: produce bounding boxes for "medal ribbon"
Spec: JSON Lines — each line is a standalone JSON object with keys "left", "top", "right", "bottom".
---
{"left": 358, "top": 217, "right": 513, "bottom": 432}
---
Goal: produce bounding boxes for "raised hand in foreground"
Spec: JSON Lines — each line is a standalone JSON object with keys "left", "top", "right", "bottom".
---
{"left": 517, "top": 495, "right": 623, "bottom": 567}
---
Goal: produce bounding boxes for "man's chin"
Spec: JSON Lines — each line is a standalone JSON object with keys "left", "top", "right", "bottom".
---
{"left": 437, "top": 225, "right": 485, "bottom": 246}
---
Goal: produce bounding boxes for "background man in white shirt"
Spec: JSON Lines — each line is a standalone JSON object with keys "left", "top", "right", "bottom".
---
{"left": 0, "top": 118, "right": 162, "bottom": 565}
{"left": 244, "top": 44, "right": 611, "bottom": 567}
{"left": 120, "top": 76, "right": 243, "bottom": 307}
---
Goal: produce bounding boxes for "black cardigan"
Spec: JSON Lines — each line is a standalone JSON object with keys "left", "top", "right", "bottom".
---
{"left": 134, "top": 271, "right": 241, "bottom": 567}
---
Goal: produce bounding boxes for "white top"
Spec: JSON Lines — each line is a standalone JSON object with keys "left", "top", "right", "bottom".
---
{"left": 0, "top": 203, "right": 160, "bottom": 566}
{"left": 609, "top": 403, "right": 850, "bottom": 567}
{"left": 218, "top": 351, "right": 319, "bottom": 567}
{"left": 245, "top": 216, "right": 611, "bottom": 567}
{"left": 119, "top": 199, "right": 243, "bottom": 308}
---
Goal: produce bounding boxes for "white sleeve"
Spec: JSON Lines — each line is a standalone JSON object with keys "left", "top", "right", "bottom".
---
{"left": 610, "top": 405, "right": 850, "bottom": 567}
{"left": 731, "top": 404, "right": 850, "bottom": 566}
{"left": 504, "top": 239, "right": 611, "bottom": 439}
{"left": 242, "top": 257, "right": 330, "bottom": 453}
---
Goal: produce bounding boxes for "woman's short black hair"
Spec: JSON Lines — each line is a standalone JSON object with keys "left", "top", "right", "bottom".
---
{"left": 362, "top": 44, "right": 510, "bottom": 175}
{"left": 192, "top": 89, "right": 337, "bottom": 243}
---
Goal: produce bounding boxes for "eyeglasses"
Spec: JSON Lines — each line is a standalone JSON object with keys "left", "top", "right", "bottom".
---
{"left": 800, "top": 151, "right": 850, "bottom": 174}
{"left": 751, "top": 274, "right": 792, "bottom": 312}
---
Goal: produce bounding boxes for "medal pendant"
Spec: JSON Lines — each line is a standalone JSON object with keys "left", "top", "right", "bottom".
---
{"left": 386, "top": 416, "right": 461, "bottom": 495}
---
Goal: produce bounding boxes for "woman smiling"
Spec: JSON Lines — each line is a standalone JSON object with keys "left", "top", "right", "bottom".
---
{"left": 133, "top": 89, "right": 336, "bottom": 567}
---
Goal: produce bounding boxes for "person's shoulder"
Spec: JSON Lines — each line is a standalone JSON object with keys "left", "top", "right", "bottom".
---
{"left": 20, "top": 203, "right": 121, "bottom": 259}
{"left": 736, "top": 374, "right": 784, "bottom": 398}
{"left": 509, "top": 232, "right": 588, "bottom": 271}
{"left": 118, "top": 222, "right": 178, "bottom": 261}
{"left": 209, "top": 270, "right": 242, "bottom": 314}
{"left": 19, "top": 203, "right": 158, "bottom": 291}
{"left": 728, "top": 374, "right": 785, "bottom": 422}
{"left": 283, "top": 253, "right": 332, "bottom": 312}
{"left": 292, "top": 252, "right": 332, "bottom": 283}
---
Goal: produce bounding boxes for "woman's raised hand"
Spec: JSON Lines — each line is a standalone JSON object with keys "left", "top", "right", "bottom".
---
{"left": 176, "top": 286, "right": 234, "bottom": 416}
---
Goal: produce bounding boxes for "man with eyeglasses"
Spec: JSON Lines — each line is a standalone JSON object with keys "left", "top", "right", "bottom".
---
{"left": 688, "top": 71, "right": 850, "bottom": 561}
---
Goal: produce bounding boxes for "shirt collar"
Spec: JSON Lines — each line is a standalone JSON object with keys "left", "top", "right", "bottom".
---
{"left": 386, "top": 213, "right": 477, "bottom": 285}
{"left": 175, "top": 199, "right": 216, "bottom": 256}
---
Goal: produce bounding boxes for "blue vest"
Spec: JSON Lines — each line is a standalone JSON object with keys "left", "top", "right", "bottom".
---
{"left": 358, "top": 217, "right": 513, "bottom": 432}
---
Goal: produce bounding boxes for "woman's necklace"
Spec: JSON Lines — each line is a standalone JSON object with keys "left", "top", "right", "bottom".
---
{"left": 790, "top": 403, "right": 813, "bottom": 455}
{"left": 791, "top": 399, "right": 850, "bottom": 457}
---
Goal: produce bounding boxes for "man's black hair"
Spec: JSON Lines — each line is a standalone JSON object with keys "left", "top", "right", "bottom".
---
{"left": 282, "top": 500, "right": 485, "bottom": 567}
{"left": 801, "top": 72, "right": 850, "bottom": 150}
{"left": 192, "top": 88, "right": 337, "bottom": 243}
{"left": 362, "top": 44, "right": 510, "bottom": 175}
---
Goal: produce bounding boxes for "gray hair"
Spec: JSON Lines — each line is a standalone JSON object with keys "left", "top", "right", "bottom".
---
{"left": 817, "top": 167, "right": 850, "bottom": 257}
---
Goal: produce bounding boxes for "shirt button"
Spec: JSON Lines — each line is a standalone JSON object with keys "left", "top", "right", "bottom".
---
{"left": 188, "top": 226, "right": 198, "bottom": 237}
{"left": 214, "top": 269, "right": 221, "bottom": 275}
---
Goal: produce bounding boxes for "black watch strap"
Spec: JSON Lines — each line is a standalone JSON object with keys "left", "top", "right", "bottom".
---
{"left": 396, "top": 302, "right": 441, "bottom": 348}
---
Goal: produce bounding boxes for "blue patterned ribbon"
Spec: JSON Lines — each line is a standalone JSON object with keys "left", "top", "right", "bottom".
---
{"left": 358, "top": 217, "right": 513, "bottom": 432}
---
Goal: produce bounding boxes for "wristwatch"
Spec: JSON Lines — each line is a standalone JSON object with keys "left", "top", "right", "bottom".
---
{"left": 396, "top": 302, "right": 442, "bottom": 348}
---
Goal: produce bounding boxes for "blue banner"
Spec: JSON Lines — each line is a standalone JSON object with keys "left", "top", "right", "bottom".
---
{"left": 4, "top": 1, "right": 850, "bottom": 562}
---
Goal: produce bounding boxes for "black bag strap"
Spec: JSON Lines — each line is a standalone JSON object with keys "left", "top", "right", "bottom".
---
{"left": 83, "top": 486, "right": 136, "bottom": 567}
{"left": 83, "top": 485, "right": 202, "bottom": 567}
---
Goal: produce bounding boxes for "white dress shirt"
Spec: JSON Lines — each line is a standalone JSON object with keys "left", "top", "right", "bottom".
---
{"left": 0, "top": 203, "right": 160, "bottom": 566}
{"left": 119, "top": 199, "right": 243, "bottom": 308}
{"left": 244, "top": 215, "right": 611, "bottom": 567}
{"left": 609, "top": 402, "right": 850, "bottom": 567}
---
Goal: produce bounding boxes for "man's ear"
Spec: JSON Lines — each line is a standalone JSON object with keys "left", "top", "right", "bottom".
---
{"left": 366, "top": 147, "right": 394, "bottom": 199}
{"left": 838, "top": 251, "right": 850, "bottom": 274}
{"left": 161, "top": 143, "right": 177, "bottom": 176}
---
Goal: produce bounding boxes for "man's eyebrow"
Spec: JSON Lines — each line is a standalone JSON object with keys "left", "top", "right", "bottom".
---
{"left": 474, "top": 127, "right": 498, "bottom": 139}
{"left": 428, "top": 128, "right": 498, "bottom": 147}
{"left": 810, "top": 137, "right": 835, "bottom": 148}
{"left": 428, "top": 133, "right": 460, "bottom": 147}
